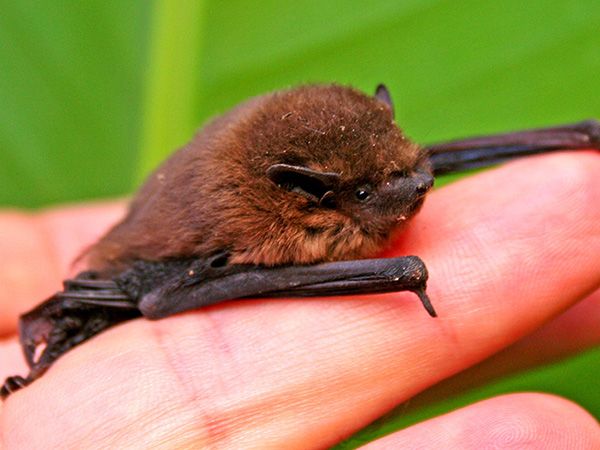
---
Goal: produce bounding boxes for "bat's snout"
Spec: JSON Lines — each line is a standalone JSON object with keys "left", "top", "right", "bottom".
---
{"left": 414, "top": 171, "right": 434, "bottom": 196}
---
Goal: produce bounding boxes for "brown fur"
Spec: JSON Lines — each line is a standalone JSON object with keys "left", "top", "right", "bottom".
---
{"left": 86, "top": 84, "right": 432, "bottom": 275}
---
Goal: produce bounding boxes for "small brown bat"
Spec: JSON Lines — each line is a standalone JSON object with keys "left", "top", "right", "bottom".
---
{"left": 2, "top": 84, "right": 598, "bottom": 399}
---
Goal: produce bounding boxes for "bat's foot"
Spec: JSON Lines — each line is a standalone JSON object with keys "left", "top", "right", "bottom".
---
{"left": 2, "top": 281, "right": 141, "bottom": 399}
{"left": 0, "top": 375, "right": 29, "bottom": 400}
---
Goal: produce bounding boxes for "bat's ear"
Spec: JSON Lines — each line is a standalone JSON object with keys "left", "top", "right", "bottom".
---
{"left": 267, "top": 163, "right": 339, "bottom": 206}
{"left": 374, "top": 84, "right": 394, "bottom": 118}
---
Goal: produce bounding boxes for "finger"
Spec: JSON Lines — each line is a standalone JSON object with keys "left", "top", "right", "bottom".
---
{"left": 0, "top": 200, "right": 125, "bottom": 337}
{"left": 3, "top": 289, "right": 597, "bottom": 413}
{"left": 407, "top": 288, "right": 600, "bottom": 410}
{"left": 360, "top": 393, "right": 600, "bottom": 449}
{"left": 2, "top": 153, "right": 599, "bottom": 448}
{"left": 508, "top": 288, "right": 600, "bottom": 362}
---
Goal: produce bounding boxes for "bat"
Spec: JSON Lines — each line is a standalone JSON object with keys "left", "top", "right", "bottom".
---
{"left": 2, "top": 84, "right": 598, "bottom": 399}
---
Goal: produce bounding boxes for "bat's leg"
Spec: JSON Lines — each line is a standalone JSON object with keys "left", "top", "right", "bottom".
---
{"left": 427, "top": 119, "right": 600, "bottom": 175}
{"left": 1, "top": 275, "right": 140, "bottom": 399}
{"left": 137, "top": 255, "right": 435, "bottom": 319}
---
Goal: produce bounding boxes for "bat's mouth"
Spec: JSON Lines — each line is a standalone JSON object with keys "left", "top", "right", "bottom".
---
{"left": 403, "top": 195, "right": 427, "bottom": 219}
{"left": 410, "top": 194, "right": 427, "bottom": 211}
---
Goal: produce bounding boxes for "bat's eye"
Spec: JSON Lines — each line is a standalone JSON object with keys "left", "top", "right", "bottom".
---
{"left": 355, "top": 187, "right": 371, "bottom": 201}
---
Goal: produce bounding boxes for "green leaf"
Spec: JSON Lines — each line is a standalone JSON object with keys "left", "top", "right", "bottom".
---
{"left": 137, "top": 0, "right": 206, "bottom": 181}
{"left": 0, "top": 1, "right": 149, "bottom": 207}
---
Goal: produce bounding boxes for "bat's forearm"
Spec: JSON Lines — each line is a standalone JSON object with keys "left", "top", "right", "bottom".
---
{"left": 137, "top": 256, "right": 435, "bottom": 319}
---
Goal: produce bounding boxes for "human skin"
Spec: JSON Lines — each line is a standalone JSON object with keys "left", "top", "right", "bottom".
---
{"left": 1, "top": 153, "right": 599, "bottom": 449}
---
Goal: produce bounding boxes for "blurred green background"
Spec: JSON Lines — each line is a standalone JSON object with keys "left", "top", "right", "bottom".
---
{"left": 1, "top": 0, "right": 598, "bottom": 446}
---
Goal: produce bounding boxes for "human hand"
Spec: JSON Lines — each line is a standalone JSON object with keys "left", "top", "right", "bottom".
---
{"left": 1, "top": 153, "right": 599, "bottom": 448}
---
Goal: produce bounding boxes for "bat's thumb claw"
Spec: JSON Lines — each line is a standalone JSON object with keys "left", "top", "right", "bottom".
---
{"left": 413, "top": 288, "right": 437, "bottom": 317}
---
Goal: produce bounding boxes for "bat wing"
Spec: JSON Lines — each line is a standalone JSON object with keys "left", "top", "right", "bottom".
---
{"left": 135, "top": 256, "right": 435, "bottom": 319}
{"left": 4, "top": 253, "right": 433, "bottom": 397}
{"left": 426, "top": 120, "right": 599, "bottom": 175}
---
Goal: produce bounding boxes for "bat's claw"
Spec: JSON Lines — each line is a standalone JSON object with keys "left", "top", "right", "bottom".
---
{"left": 0, "top": 375, "right": 29, "bottom": 400}
{"left": 412, "top": 288, "right": 437, "bottom": 317}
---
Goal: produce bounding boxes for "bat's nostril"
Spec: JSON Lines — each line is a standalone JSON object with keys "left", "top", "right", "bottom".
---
{"left": 415, "top": 174, "right": 433, "bottom": 194}
{"left": 415, "top": 183, "right": 428, "bottom": 194}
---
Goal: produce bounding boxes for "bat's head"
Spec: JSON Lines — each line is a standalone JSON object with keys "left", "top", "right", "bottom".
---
{"left": 223, "top": 84, "right": 433, "bottom": 265}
